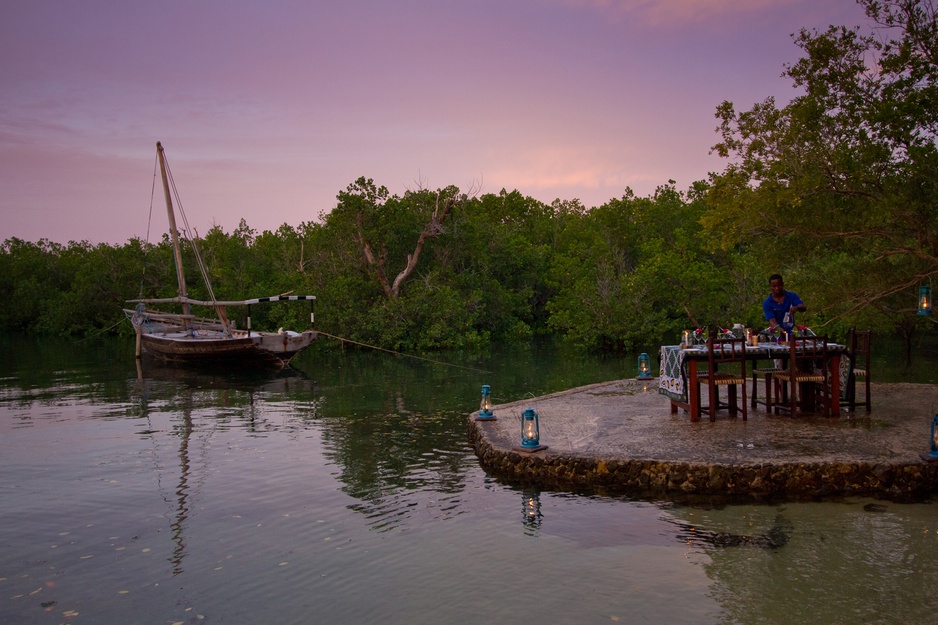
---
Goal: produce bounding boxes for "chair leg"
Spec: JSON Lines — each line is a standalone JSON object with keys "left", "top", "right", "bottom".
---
{"left": 801, "top": 382, "right": 815, "bottom": 413}
{"left": 773, "top": 378, "right": 790, "bottom": 415}
{"left": 847, "top": 373, "right": 857, "bottom": 410}
{"left": 864, "top": 375, "right": 871, "bottom": 412}
{"left": 763, "top": 375, "right": 773, "bottom": 413}
{"left": 709, "top": 383, "right": 718, "bottom": 422}
{"left": 817, "top": 373, "right": 831, "bottom": 418}
{"left": 689, "top": 383, "right": 699, "bottom": 422}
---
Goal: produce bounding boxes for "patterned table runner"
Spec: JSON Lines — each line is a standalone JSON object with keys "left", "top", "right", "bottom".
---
{"left": 658, "top": 344, "right": 851, "bottom": 404}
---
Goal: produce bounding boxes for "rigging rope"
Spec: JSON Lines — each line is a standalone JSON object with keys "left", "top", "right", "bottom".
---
{"left": 138, "top": 151, "right": 160, "bottom": 299}
{"left": 161, "top": 152, "right": 218, "bottom": 306}
{"left": 315, "top": 330, "right": 491, "bottom": 373}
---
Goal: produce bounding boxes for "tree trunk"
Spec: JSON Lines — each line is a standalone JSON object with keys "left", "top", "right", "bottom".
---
{"left": 389, "top": 191, "right": 458, "bottom": 298}
{"left": 352, "top": 190, "right": 462, "bottom": 300}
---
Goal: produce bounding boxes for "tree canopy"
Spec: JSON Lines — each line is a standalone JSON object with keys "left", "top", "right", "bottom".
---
{"left": 705, "top": 0, "right": 938, "bottom": 338}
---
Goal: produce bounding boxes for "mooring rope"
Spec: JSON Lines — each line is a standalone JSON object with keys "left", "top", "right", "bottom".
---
{"left": 74, "top": 317, "right": 127, "bottom": 342}
{"left": 80, "top": 322, "right": 490, "bottom": 374}
{"left": 316, "top": 330, "right": 491, "bottom": 373}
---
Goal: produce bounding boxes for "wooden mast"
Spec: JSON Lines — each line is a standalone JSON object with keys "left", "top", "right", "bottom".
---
{"left": 156, "top": 141, "right": 191, "bottom": 318}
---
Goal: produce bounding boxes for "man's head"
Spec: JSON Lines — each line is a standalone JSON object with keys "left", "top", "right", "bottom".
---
{"left": 769, "top": 274, "right": 785, "bottom": 297}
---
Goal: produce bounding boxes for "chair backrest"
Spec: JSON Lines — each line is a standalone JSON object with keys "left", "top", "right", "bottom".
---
{"left": 706, "top": 332, "right": 747, "bottom": 376}
{"left": 789, "top": 334, "right": 828, "bottom": 371}
{"left": 848, "top": 328, "right": 872, "bottom": 369}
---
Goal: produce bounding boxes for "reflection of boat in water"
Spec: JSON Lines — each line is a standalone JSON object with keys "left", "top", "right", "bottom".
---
{"left": 133, "top": 361, "right": 321, "bottom": 576}
{"left": 124, "top": 142, "right": 317, "bottom": 369}
{"left": 134, "top": 356, "right": 317, "bottom": 395}
{"left": 132, "top": 358, "right": 323, "bottom": 430}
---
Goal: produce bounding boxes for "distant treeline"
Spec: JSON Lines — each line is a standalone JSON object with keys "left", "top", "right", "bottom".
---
{"left": 0, "top": 182, "right": 723, "bottom": 351}
{"left": 0, "top": 178, "right": 919, "bottom": 353}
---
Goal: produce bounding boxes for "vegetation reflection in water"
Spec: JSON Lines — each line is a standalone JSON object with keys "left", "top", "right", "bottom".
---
{"left": 0, "top": 335, "right": 936, "bottom": 625}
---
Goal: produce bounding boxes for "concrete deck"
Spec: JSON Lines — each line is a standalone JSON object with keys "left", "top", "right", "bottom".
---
{"left": 468, "top": 379, "right": 938, "bottom": 501}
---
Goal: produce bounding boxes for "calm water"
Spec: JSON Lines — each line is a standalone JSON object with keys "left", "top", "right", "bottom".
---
{"left": 1, "top": 335, "right": 936, "bottom": 625}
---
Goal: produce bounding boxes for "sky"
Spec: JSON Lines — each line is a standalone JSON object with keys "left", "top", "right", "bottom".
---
{"left": 0, "top": 0, "right": 871, "bottom": 246}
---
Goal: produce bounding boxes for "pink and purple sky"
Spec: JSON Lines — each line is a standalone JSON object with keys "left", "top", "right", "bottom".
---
{"left": 1, "top": 0, "right": 869, "bottom": 246}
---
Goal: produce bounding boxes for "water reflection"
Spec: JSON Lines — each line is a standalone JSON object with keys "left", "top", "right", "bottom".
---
{"left": 137, "top": 374, "right": 197, "bottom": 577}
{"left": 131, "top": 361, "right": 326, "bottom": 576}
{"left": 132, "top": 352, "right": 478, "bottom": 536}
{"left": 168, "top": 411, "right": 192, "bottom": 576}
{"left": 669, "top": 510, "right": 793, "bottom": 549}
{"left": 2, "top": 334, "right": 937, "bottom": 625}
{"left": 667, "top": 501, "right": 938, "bottom": 624}
{"left": 521, "top": 489, "right": 543, "bottom": 535}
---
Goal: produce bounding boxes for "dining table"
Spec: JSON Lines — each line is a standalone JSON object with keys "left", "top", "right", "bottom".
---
{"left": 658, "top": 341, "right": 849, "bottom": 422}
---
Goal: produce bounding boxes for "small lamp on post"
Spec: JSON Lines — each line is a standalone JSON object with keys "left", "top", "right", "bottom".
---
{"left": 637, "top": 352, "right": 653, "bottom": 379}
{"left": 513, "top": 407, "right": 548, "bottom": 452}
{"left": 918, "top": 283, "right": 932, "bottom": 316}
{"left": 476, "top": 384, "right": 496, "bottom": 421}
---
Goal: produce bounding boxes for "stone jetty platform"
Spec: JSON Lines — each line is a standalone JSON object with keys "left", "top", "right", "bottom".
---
{"left": 468, "top": 379, "right": 938, "bottom": 501}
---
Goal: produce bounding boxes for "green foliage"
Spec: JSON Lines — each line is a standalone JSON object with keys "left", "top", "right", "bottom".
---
{"left": 0, "top": 238, "right": 151, "bottom": 337}
{"left": 706, "top": 0, "right": 938, "bottom": 338}
{"left": 0, "top": 168, "right": 858, "bottom": 351}
{"left": 545, "top": 183, "right": 759, "bottom": 351}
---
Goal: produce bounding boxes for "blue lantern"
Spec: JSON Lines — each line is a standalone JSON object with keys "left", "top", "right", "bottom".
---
{"left": 519, "top": 407, "right": 544, "bottom": 450}
{"left": 476, "top": 384, "right": 495, "bottom": 420}
{"left": 637, "top": 352, "right": 653, "bottom": 379}
{"left": 930, "top": 414, "right": 938, "bottom": 459}
{"left": 918, "top": 284, "right": 932, "bottom": 316}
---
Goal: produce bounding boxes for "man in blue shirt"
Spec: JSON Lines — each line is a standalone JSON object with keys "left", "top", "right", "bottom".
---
{"left": 763, "top": 273, "right": 806, "bottom": 333}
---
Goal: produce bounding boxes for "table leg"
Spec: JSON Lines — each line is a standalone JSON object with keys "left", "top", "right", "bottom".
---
{"left": 829, "top": 353, "right": 841, "bottom": 416}
{"left": 687, "top": 360, "right": 701, "bottom": 422}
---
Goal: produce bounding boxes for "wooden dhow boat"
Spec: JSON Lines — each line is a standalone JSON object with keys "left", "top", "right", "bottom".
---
{"left": 125, "top": 142, "right": 317, "bottom": 368}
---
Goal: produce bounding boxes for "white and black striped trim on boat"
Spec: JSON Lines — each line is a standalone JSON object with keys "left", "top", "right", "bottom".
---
{"left": 249, "top": 295, "right": 316, "bottom": 304}
{"left": 127, "top": 295, "right": 316, "bottom": 307}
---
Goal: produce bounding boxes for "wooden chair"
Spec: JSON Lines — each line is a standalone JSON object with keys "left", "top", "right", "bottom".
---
{"left": 774, "top": 335, "right": 831, "bottom": 417}
{"left": 697, "top": 331, "right": 748, "bottom": 422}
{"left": 751, "top": 355, "right": 785, "bottom": 413}
{"left": 846, "top": 328, "right": 872, "bottom": 412}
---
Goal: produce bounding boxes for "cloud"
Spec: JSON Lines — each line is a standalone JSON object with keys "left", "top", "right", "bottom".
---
{"left": 553, "top": 0, "right": 806, "bottom": 25}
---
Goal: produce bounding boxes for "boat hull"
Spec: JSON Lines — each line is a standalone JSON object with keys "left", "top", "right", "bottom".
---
{"left": 137, "top": 329, "right": 317, "bottom": 368}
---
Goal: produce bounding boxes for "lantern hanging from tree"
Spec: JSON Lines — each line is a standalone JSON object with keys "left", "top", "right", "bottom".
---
{"left": 918, "top": 283, "right": 932, "bottom": 316}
